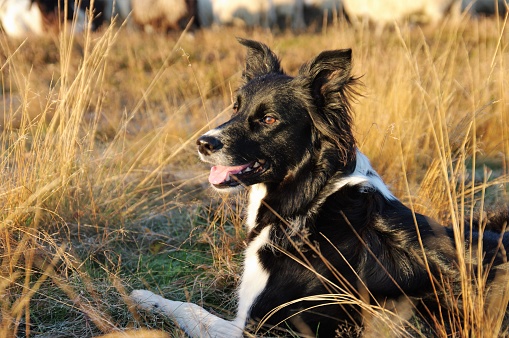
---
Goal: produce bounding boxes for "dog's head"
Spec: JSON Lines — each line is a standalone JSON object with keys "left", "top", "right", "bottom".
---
{"left": 197, "top": 39, "right": 358, "bottom": 192}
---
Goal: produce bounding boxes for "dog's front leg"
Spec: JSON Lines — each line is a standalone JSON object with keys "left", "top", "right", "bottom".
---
{"left": 130, "top": 290, "right": 244, "bottom": 338}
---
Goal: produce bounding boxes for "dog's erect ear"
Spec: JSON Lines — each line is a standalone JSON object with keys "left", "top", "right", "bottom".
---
{"left": 299, "top": 49, "right": 353, "bottom": 105}
{"left": 298, "top": 49, "right": 358, "bottom": 166}
{"left": 237, "top": 38, "right": 284, "bottom": 82}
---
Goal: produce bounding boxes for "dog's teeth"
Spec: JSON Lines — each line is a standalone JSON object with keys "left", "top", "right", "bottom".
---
{"left": 244, "top": 167, "right": 252, "bottom": 172}
{"left": 253, "top": 162, "right": 261, "bottom": 168}
{"left": 225, "top": 174, "right": 231, "bottom": 182}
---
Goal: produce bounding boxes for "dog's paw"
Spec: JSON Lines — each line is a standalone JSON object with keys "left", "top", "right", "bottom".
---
{"left": 130, "top": 289, "right": 164, "bottom": 311}
{"left": 130, "top": 289, "right": 244, "bottom": 338}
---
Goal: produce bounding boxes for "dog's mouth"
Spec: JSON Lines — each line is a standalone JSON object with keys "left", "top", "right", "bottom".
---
{"left": 208, "top": 160, "right": 267, "bottom": 188}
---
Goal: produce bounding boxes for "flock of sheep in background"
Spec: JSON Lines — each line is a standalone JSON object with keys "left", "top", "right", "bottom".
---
{"left": 0, "top": 0, "right": 507, "bottom": 38}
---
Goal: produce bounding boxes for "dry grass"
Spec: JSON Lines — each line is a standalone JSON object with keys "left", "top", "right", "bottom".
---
{"left": 0, "top": 11, "right": 508, "bottom": 337}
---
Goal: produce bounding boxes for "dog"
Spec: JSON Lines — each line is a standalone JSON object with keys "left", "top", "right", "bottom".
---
{"left": 131, "top": 38, "right": 509, "bottom": 337}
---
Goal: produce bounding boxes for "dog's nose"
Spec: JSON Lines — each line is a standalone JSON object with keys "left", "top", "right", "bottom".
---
{"left": 197, "top": 135, "right": 223, "bottom": 155}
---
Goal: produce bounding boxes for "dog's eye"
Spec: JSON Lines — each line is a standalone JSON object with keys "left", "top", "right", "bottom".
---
{"left": 233, "top": 102, "right": 239, "bottom": 114}
{"left": 262, "top": 115, "right": 277, "bottom": 125}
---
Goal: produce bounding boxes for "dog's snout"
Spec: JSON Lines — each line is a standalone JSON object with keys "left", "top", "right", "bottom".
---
{"left": 197, "top": 135, "right": 222, "bottom": 155}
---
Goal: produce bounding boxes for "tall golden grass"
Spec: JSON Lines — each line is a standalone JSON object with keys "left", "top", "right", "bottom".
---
{"left": 0, "top": 10, "right": 508, "bottom": 337}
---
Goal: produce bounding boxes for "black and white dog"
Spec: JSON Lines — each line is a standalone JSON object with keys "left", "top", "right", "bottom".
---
{"left": 131, "top": 39, "right": 509, "bottom": 337}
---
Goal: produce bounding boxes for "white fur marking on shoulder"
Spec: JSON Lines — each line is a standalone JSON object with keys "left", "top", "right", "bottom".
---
{"left": 131, "top": 290, "right": 243, "bottom": 338}
{"left": 246, "top": 183, "right": 267, "bottom": 231}
{"left": 334, "top": 150, "right": 396, "bottom": 200}
{"left": 234, "top": 226, "right": 271, "bottom": 327}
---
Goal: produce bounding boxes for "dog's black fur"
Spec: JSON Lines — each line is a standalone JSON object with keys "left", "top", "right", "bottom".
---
{"left": 194, "top": 39, "right": 509, "bottom": 336}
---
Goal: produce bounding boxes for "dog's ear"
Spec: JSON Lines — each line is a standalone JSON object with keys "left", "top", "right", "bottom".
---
{"left": 298, "top": 49, "right": 358, "bottom": 165}
{"left": 299, "top": 49, "right": 353, "bottom": 106}
{"left": 237, "top": 38, "right": 284, "bottom": 82}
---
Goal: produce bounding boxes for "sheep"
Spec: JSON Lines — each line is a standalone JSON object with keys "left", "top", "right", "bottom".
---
{"left": 0, "top": 0, "right": 44, "bottom": 38}
{"left": 31, "top": 0, "right": 111, "bottom": 33}
{"left": 203, "top": 0, "right": 273, "bottom": 27}
{"left": 131, "top": 0, "right": 195, "bottom": 32}
{"left": 0, "top": 0, "right": 95, "bottom": 37}
{"left": 342, "top": 0, "right": 456, "bottom": 31}
{"left": 197, "top": 0, "right": 304, "bottom": 30}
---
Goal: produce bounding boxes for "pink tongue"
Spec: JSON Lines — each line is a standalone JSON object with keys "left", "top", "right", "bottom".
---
{"left": 209, "top": 164, "right": 250, "bottom": 185}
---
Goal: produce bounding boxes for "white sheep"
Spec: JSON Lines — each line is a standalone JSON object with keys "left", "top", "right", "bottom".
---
{"left": 342, "top": 0, "right": 456, "bottom": 30}
{"left": 0, "top": 0, "right": 44, "bottom": 38}
{"left": 206, "top": 0, "right": 273, "bottom": 27}
{"left": 197, "top": 0, "right": 304, "bottom": 29}
{"left": 131, "top": 0, "right": 190, "bottom": 32}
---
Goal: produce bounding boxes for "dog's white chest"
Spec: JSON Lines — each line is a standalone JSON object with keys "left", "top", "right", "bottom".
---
{"left": 235, "top": 227, "right": 270, "bottom": 325}
{"left": 234, "top": 183, "right": 270, "bottom": 326}
{"left": 246, "top": 183, "right": 267, "bottom": 230}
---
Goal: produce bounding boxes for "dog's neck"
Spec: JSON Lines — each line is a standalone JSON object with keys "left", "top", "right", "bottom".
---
{"left": 245, "top": 149, "right": 396, "bottom": 241}
{"left": 264, "top": 145, "right": 358, "bottom": 217}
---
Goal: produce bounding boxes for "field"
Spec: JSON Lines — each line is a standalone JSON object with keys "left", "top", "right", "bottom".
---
{"left": 1, "top": 13, "right": 509, "bottom": 338}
